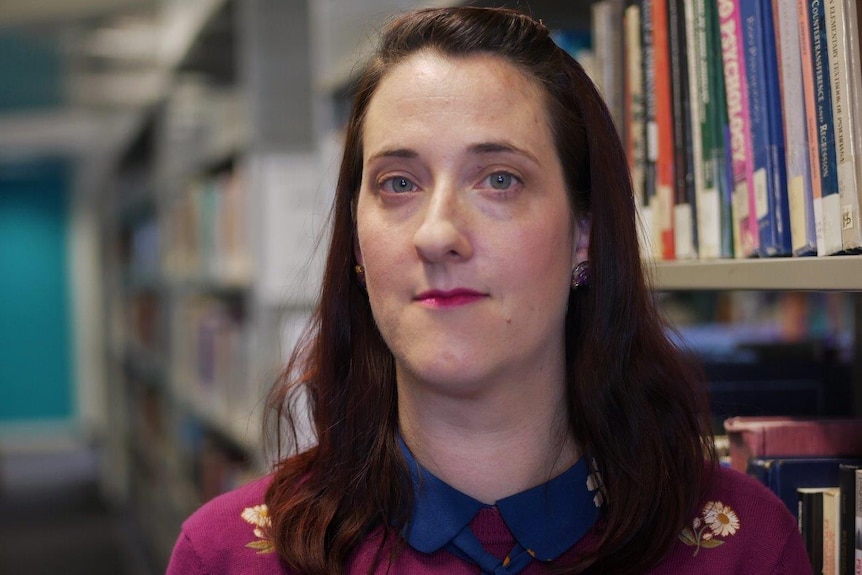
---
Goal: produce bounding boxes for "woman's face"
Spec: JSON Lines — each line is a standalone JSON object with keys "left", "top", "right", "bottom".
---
{"left": 355, "top": 51, "right": 589, "bottom": 396}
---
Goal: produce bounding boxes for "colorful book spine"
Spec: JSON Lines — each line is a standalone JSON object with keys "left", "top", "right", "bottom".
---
{"left": 717, "top": 0, "right": 759, "bottom": 257}
{"left": 653, "top": 0, "right": 678, "bottom": 259}
{"left": 799, "top": 0, "right": 826, "bottom": 254}
{"left": 840, "top": 464, "right": 862, "bottom": 575}
{"left": 775, "top": 0, "right": 818, "bottom": 255}
{"left": 710, "top": 3, "right": 736, "bottom": 258}
{"left": 687, "top": 0, "right": 732, "bottom": 258}
{"left": 827, "top": 0, "right": 862, "bottom": 251}
{"left": 739, "top": 0, "right": 792, "bottom": 255}
{"left": 808, "top": 0, "right": 844, "bottom": 255}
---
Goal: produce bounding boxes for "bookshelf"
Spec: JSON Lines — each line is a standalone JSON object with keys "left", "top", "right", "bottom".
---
{"left": 649, "top": 256, "right": 862, "bottom": 291}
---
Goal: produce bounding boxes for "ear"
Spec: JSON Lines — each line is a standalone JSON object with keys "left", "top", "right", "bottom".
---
{"left": 572, "top": 215, "right": 591, "bottom": 267}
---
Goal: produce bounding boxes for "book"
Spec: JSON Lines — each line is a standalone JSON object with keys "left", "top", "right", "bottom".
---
{"left": 828, "top": 0, "right": 862, "bottom": 252}
{"left": 624, "top": 4, "right": 652, "bottom": 256}
{"left": 807, "top": 0, "right": 845, "bottom": 255}
{"left": 798, "top": 0, "right": 827, "bottom": 254}
{"left": 774, "top": 0, "right": 818, "bottom": 256}
{"left": 687, "top": 0, "right": 734, "bottom": 258}
{"left": 739, "top": 0, "right": 793, "bottom": 256}
{"left": 641, "top": 0, "right": 660, "bottom": 259}
{"left": 839, "top": 463, "right": 862, "bottom": 575}
{"left": 653, "top": 0, "right": 678, "bottom": 259}
{"left": 716, "top": 0, "right": 760, "bottom": 257}
{"left": 669, "top": 0, "right": 698, "bottom": 259}
{"left": 823, "top": 487, "right": 840, "bottom": 575}
{"left": 798, "top": 487, "right": 826, "bottom": 573}
{"left": 856, "top": 469, "right": 862, "bottom": 574}
{"left": 724, "top": 417, "right": 862, "bottom": 473}
{"left": 748, "top": 456, "right": 862, "bottom": 514}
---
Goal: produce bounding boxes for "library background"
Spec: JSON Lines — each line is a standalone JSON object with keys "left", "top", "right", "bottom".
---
{"left": 0, "top": 0, "right": 861, "bottom": 573}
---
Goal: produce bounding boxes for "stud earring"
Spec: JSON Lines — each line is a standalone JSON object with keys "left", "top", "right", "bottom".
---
{"left": 355, "top": 264, "right": 366, "bottom": 286}
{"left": 571, "top": 261, "right": 590, "bottom": 289}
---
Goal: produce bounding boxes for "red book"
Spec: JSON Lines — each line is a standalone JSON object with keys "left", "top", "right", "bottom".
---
{"left": 723, "top": 417, "right": 862, "bottom": 473}
{"left": 652, "top": 0, "right": 676, "bottom": 260}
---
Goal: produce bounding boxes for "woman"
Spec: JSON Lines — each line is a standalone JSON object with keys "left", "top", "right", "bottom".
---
{"left": 166, "top": 6, "right": 808, "bottom": 575}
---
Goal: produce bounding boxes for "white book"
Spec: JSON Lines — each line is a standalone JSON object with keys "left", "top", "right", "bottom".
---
{"left": 775, "top": 0, "right": 817, "bottom": 255}
{"left": 835, "top": 0, "right": 862, "bottom": 250}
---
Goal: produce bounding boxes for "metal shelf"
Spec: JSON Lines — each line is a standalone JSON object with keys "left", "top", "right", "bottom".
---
{"left": 648, "top": 255, "right": 862, "bottom": 291}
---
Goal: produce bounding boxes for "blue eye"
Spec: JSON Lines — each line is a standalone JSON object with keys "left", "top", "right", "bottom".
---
{"left": 382, "top": 177, "right": 417, "bottom": 193}
{"left": 488, "top": 172, "right": 515, "bottom": 190}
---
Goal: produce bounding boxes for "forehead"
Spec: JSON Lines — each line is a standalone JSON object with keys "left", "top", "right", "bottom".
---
{"left": 362, "top": 51, "right": 553, "bottom": 157}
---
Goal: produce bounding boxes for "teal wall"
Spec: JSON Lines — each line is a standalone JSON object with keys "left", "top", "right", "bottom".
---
{"left": 0, "top": 159, "right": 74, "bottom": 422}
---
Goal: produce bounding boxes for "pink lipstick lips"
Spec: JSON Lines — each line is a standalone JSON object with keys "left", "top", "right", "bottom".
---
{"left": 414, "top": 288, "right": 487, "bottom": 308}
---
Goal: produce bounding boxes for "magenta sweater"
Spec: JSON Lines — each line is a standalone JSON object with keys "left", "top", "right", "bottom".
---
{"left": 166, "top": 464, "right": 810, "bottom": 574}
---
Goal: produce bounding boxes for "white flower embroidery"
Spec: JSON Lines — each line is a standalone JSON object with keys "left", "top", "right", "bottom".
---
{"left": 678, "top": 500, "right": 740, "bottom": 556}
{"left": 702, "top": 501, "right": 740, "bottom": 537}
{"left": 242, "top": 504, "right": 275, "bottom": 554}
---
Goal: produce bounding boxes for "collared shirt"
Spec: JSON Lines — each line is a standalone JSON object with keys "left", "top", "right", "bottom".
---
{"left": 398, "top": 439, "right": 603, "bottom": 575}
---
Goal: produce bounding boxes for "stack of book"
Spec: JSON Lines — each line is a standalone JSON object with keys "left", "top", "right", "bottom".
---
{"left": 723, "top": 416, "right": 862, "bottom": 573}
{"left": 590, "top": 0, "right": 862, "bottom": 260}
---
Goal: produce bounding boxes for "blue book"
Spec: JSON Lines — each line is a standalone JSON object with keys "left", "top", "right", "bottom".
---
{"left": 807, "top": 0, "right": 843, "bottom": 254}
{"left": 739, "top": 0, "right": 792, "bottom": 256}
{"left": 746, "top": 457, "right": 862, "bottom": 517}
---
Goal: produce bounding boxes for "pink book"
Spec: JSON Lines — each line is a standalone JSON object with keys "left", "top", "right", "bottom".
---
{"left": 716, "top": 0, "right": 760, "bottom": 257}
{"left": 723, "top": 416, "right": 862, "bottom": 473}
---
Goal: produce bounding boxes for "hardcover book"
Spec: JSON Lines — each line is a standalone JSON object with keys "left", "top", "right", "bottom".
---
{"left": 739, "top": 0, "right": 793, "bottom": 255}
{"left": 724, "top": 416, "right": 862, "bottom": 472}
{"left": 717, "top": 0, "right": 760, "bottom": 256}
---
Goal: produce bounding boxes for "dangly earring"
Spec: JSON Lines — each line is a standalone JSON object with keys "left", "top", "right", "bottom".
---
{"left": 571, "top": 261, "right": 590, "bottom": 289}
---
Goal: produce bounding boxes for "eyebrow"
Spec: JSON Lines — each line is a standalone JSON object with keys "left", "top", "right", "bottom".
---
{"left": 366, "top": 141, "right": 539, "bottom": 165}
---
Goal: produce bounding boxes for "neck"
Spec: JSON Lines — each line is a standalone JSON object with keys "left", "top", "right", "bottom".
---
{"left": 397, "top": 368, "right": 579, "bottom": 504}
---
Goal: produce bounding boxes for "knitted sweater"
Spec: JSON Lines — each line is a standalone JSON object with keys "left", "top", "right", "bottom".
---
{"left": 166, "top": 464, "right": 810, "bottom": 574}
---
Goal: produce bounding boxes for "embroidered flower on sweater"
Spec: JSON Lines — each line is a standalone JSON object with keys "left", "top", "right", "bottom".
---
{"left": 586, "top": 459, "right": 605, "bottom": 508}
{"left": 242, "top": 504, "right": 275, "bottom": 554}
{"left": 678, "top": 500, "right": 740, "bottom": 556}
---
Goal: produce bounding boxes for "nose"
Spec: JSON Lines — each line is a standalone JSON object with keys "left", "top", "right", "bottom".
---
{"left": 413, "top": 184, "right": 473, "bottom": 263}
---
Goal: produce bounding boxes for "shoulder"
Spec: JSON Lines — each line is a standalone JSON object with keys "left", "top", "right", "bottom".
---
{"left": 166, "top": 473, "right": 292, "bottom": 575}
{"left": 648, "top": 464, "right": 811, "bottom": 575}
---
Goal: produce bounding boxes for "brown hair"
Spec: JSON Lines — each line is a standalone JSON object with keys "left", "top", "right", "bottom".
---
{"left": 265, "top": 6, "right": 715, "bottom": 575}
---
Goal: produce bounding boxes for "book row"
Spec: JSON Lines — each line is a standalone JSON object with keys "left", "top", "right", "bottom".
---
{"left": 723, "top": 416, "right": 862, "bottom": 573}
{"left": 591, "top": 0, "right": 862, "bottom": 260}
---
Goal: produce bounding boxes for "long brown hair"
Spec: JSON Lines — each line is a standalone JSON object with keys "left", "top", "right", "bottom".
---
{"left": 265, "top": 6, "right": 715, "bottom": 574}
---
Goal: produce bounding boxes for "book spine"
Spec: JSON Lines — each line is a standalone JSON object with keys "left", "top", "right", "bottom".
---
{"left": 670, "top": 0, "right": 697, "bottom": 258}
{"left": 823, "top": 488, "right": 840, "bottom": 575}
{"left": 625, "top": 4, "right": 652, "bottom": 256}
{"left": 642, "top": 0, "right": 660, "bottom": 259}
{"left": 685, "top": 0, "right": 708, "bottom": 257}
{"left": 775, "top": 0, "right": 818, "bottom": 255}
{"left": 654, "top": 0, "right": 678, "bottom": 259}
{"left": 856, "top": 469, "right": 862, "bottom": 575}
{"left": 717, "top": 0, "right": 759, "bottom": 256}
{"left": 799, "top": 0, "right": 826, "bottom": 254}
{"left": 840, "top": 464, "right": 862, "bottom": 575}
{"left": 739, "top": 0, "right": 792, "bottom": 256}
{"left": 836, "top": 0, "right": 862, "bottom": 251}
{"left": 708, "top": 0, "right": 737, "bottom": 257}
{"left": 809, "top": 0, "right": 844, "bottom": 255}
{"left": 825, "top": 0, "right": 862, "bottom": 253}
